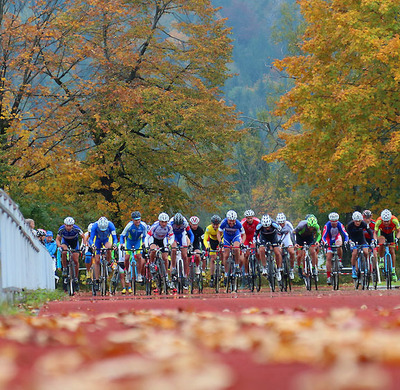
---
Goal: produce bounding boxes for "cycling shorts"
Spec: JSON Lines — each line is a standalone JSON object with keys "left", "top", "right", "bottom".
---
{"left": 94, "top": 238, "right": 111, "bottom": 255}
{"left": 148, "top": 236, "right": 169, "bottom": 250}
{"left": 259, "top": 234, "right": 279, "bottom": 246}
{"left": 278, "top": 234, "right": 293, "bottom": 248}
{"left": 223, "top": 234, "right": 241, "bottom": 247}
{"left": 85, "top": 251, "right": 93, "bottom": 264}
{"left": 126, "top": 239, "right": 142, "bottom": 252}
{"left": 296, "top": 235, "right": 314, "bottom": 246}
{"left": 350, "top": 243, "right": 369, "bottom": 251}
{"left": 208, "top": 238, "right": 219, "bottom": 254}
{"left": 381, "top": 231, "right": 395, "bottom": 244}
{"left": 61, "top": 238, "right": 79, "bottom": 251}
{"left": 174, "top": 232, "right": 189, "bottom": 247}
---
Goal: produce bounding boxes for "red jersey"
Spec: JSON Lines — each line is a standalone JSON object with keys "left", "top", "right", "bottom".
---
{"left": 241, "top": 217, "right": 260, "bottom": 245}
{"left": 363, "top": 219, "right": 375, "bottom": 241}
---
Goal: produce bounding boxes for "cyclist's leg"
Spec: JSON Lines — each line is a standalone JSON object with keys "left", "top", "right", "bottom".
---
{"left": 326, "top": 249, "right": 333, "bottom": 279}
{"left": 273, "top": 245, "right": 282, "bottom": 269}
{"left": 350, "top": 245, "right": 358, "bottom": 278}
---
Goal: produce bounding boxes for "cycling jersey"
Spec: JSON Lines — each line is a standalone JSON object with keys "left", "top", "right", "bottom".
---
{"left": 294, "top": 220, "right": 322, "bottom": 245}
{"left": 203, "top": 225, "right": 219, "bottom": 245}
{"left": 89, "top": 221, "right": 118, "bottom": 246}
{"left": 120, "top": 221, "right": 148, "bottom": 249}
{"left": 255, "top": 221, "right": 281, "bottom": 245}
{"left": 241, "top": 217, "right": 260, "bottom": 246}
{"left": 145, "top": 221, "right": 174, "bottom": 247}
{"left": 277, "top": 220, "right": 295, "bottom": 247}
{"left": 347, "top": 220, "right": 373, "bottom": 246}
{"left": 57, "top": 224, "right": 83, "bottom": 241}
{"left": 169, "top": 216, "right": 194, "bottom": 245}
{"left": 363, "top": 219, "right": 375, "bottom": 243}
{"left": 374, "top": 216, "right": 400, "bottom": 236}
{"left": 191, "top": 225, "right": 204, "bottom": 250}
{"left": 219, "top": 218, "right": 245, "bottom": 245}
{"left": 322, "top": 221, "right": 349, "bottom": 246}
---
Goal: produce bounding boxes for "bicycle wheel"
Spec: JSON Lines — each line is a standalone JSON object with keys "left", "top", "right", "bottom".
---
{"left": 100, "top": 261, "right": 107, "bottom": 296}
{"left": 198, "top": 267, "right": 203, "bottom": 293}
{"left": 386, "top": 254, "right": 392, "bottom": 290}
{"left": 372, "top": 260, "right": 378, "bottom": 290}
{"left": 145, "top": 263, "right": 152, "bottom": 295}
{"left": 226, "top": 260, "right": 232, "bottom": 293}
{"left": 255, "top": 261, "right": 262, "bottom": 292}
{"left": 354, "top": 256, "right": 361, "bottom": 290}
{"left": 130, "top": 263, "right": 137, "bottom": 295}
{"left": 159, "top": 260, "right": 168, "bottom": 295}
{"left": 332, "top": 256, "right": 339, "bottom": 291}
{"left": 267, "top": 257, "right": 275, "bottom": 292}
{"left": 304, "top": 256, "right": 311, "bottom": 291}
{"left": 281, "top": 255, "right": 288, "bottom": 292}
{"left": 189, "top": 263, "right": 195, "bottom": 294}
{"left": 67, "top": 261, "right": 75, "bottom": 296}
{"left": 177, "top": 260, "right": 184, "bottom": 294}
{"left": 248, "top": 255, "right": 255, "bottom": 292}
{"left": 214, "top": 262, "right": 220, "bottom": 294}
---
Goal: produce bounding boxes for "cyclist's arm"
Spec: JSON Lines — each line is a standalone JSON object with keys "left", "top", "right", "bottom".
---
{"left": 203, "top": 228, "right": 210, "bottom": 248}
{"left": 55, "top": 234, "right": 62, "bottom": 248}
{"left": 186, "top": 226, "right": 195, "bottom": 244}
{"left": 339, "top": 223, "right": 349, "bottom": 242}
{"left": 217, "top": 228, "right": 223, "bottom": 244}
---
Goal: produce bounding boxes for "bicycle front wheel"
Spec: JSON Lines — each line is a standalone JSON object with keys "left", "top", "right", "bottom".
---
{"left": 386, "top": 254, "right": 392, "bottom": 290}
{"left": 267, "top": 258, "right": 275, "bottom": 292}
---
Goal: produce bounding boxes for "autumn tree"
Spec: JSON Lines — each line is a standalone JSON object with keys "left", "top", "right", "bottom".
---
{"left": 267, "top": 0, "right": 400, "bottom": 215}
{"left": 1, "top": 0, "right": 241, "bottom": 228}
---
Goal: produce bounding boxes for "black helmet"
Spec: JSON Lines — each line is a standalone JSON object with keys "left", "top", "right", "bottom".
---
{"left": 131, "top": 211, "right": 141, "bottom": 220}
{"left": 362, "top": 210, "right": 372, "bottom": 218}
{"left": 211, "top": 215, "right": 222, "bottom": 224}
{"left": 174, "top": 212, "right": 184, "bottom": 225}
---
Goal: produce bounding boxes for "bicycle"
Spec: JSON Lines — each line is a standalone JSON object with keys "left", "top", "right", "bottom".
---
{"left": 380, "top": 242, "right": 394, "bottom": 290}
{"left": 124, "top": 248, "right": 140, "bottom": 295}
{"left": 353, "top": 243, "right": 370, "bottom": 290}
{"left": 62, "top": 247, "right": 80, "bottom": 296}
{"left": 327, "top": 243, "right": 341, "bottom": 291}
{"left": 248, "top": 245, "right": 262, "bottom": 292}
{"left": 188, "top": 249, "right": 204, "bottom": 294}
{"left": 148, "top": 247, "right": 169, "bottom": 295}
{"left": 298, "top": 244, "right": 318, "bottom": 291}
{"left": 109, "top": 259, "right": 120, "bottom": 295}
{"left": 370, "top": 246, "right": 379, "bottom": 290}
{"left": 225, "top": 245, "right": 241, "bottom": 293}
{"left": 173, "top": 244, "right": 186, "bottom": 294}
{"left": 261, "top": 242, "right": 277, "bottom": 293}
{"left": 95, "top": 247, "right": 115, "bottom": 296}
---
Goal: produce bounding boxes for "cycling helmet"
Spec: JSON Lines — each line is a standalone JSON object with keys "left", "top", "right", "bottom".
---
{"left": 226, "top": 210, "right": 237, "bottom": 220}
{"left": 36, "top": 229, "right": 46, "bottom": 237}
{"left": 261, "top": 214, "right": 272, "bottom": 227}
{"left": 307, "top": 215, "right": 319, "bottom": 228}
{"left": 98, "top": 216, "right": 109, "bottom": 231}
{"left": 131, "top": 211, "right": 141, "bottom": 220}
{"left": 64, "top": 217, "right": 75, "bottom": 226}
{"left": 362, "top": 210, "right": 372, "bottom": 218}
{"left": 189, "top": 216, "right": 200, "bottom": 225}
{"left": 381, "top": 209, "right": 392, "bottom": 222}
{"left": 211, "top": 215, "right": 222, "bottom": 224}
{"left": 87, "top": 223, "right": 93, "bottom": 233}
{"left": 174, "top": 212, "right": 184, "bottom": 225}
{"left": 328, "top": 212, "right": 339, "bottom": 222}
{"left": 352, "top": 211, "right": 363, "bottom": 221}
{"left": 158, "top": 212, "right": 169, "bottom": 222}
{"left": 276, "top": 213, "right": 286, "bottom": 223}
{"left": 244, "top": 209, "right": 255, "bottom": 217}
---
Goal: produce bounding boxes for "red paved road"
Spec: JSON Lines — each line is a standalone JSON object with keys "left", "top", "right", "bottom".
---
{"left": 36, "top": 288, "right": 400, "bottom": 390}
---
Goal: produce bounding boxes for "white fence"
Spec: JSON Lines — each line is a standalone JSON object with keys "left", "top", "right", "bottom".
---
{"left": 0, "top": 189, "right": 54, "bottom": 300}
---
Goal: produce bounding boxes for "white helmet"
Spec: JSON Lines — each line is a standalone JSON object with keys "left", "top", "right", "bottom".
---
{"left": 98, "top": 216, "right": 109, "bottom": 231}
{"left": 226, "top": 210, "right": 237, "bottom": 220}
{"left": 329, "top": 212, "right": 339, "bottom": 222}
{"left": 276, "top": 213, "right": 286, "bottom": 223}
{"left": 352, "top": 211, "right": 363, "bottom": 221}
{"left": 64, "top": 217, "right": 75, "bottom": 225}
{"left": 261, "top": 214, "right": 272, "bottom": 227}
{"left": 381, "top": 209, "right": 392, "bottom": 222}
{"left": 189, "top": 216, "right": 200, "bottom": 225}
{"left": 88, "top": 223, "right": 93, "bottom": 233}
{"left": 244, "top": 209, "right": 255, "bottom": 217}
{"left": 158, "top": 212, "right": 169, "bottom": 222}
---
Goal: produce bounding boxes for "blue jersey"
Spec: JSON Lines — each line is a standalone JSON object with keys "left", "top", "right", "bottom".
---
{"left": 57, "top": 224, "right": 83, "bottom": 241}
{"left": 169, "top": 216, "right": 194, "bottom": 243}
{"left": 120, "top": 221, "right": 148, "bottom": 244}
{"left": 89, "top": 221, "right": 117, "bottom": 245}
{"left": 219, "top": 219, "right": 245, "bottom": 238}
{"left": 322, "top": 221, "right": 349, "bottom": 245}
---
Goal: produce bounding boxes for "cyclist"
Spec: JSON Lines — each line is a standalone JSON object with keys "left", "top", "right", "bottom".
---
{"left": 373, "top": 209, "right": 400, "bottom": 282}
{"left": 347, "top": 211, "right": 374, "bottom": 279}
{"left": 241, "top": 209, "right": 260, "bottom": 280}
{"left": 144, "top": 212, "right": 174, "bottom": 290}
{"left": 255, "top": 214, "right": 282, "bottom": 281}
{"left": 120, "top": 211, "right": 148, "bottom": 293}
{"left": 189, "top": 216, "right": 205, "bottom": 275}
{"left": 217, "top": 210, "right": 246, "bottom": 276}
{"left": 276, "top": 213, "right": 296, "bottom": 280}
{"left": 83, "top": 223, "right": 94, "bottom": 283}
{"left": 362, "top": 210, "right": 378, "bottom": 274}
{"left": 322, "top": 212, "right": 349, "bottom": 285}
{"left": 89, "top": 216, "right": 118, "bottom": 288}
{"left": 203, "top": 215, "right": 222, "bottom": 287}
{"left": 56, "top": 217, "right": 85, "bottom": 287}
{"left": 294, "top": 215, "right": 321, "bottom": 280}
{"left": 170, "top": 213, "right": 194, "bottom": 287}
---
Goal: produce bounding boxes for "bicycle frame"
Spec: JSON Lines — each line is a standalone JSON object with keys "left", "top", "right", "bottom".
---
{"left": 382, "top": 243, "right": 393, "bottom": 290}
{"left": 298, "top": 244, "right": 318, "bottom": 291}
{"left": 248, "top": 245, "right": 261, "bottom": 292}
{"left": 188, "top": 249, "right": 204, "bottom": 294}
{"left": 225, "top": 245, "right": 240, "bottom": 293}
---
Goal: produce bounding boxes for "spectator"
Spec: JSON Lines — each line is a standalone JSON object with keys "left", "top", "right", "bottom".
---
{"left": 26, "top": 218, "right": 37, "bottom": 236}
{"left": 45, "top": 231, "right": 57, "bottom": 257}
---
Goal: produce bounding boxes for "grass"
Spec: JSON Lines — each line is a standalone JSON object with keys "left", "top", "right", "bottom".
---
{"left": 0, "top": 289, "right": 65, "bottom": 316}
